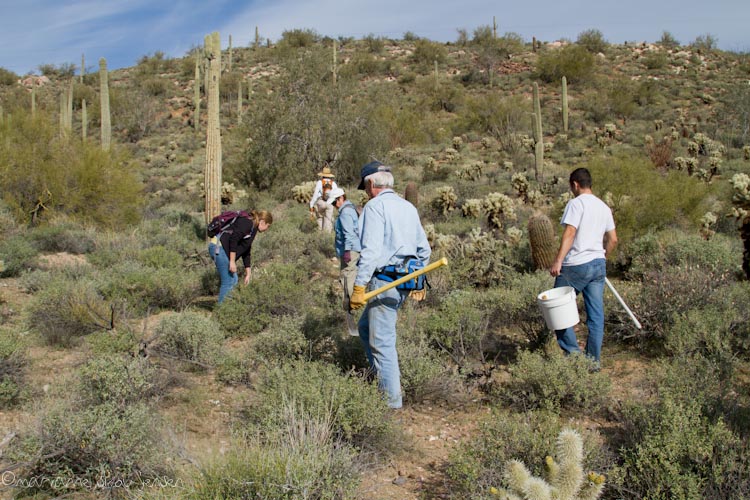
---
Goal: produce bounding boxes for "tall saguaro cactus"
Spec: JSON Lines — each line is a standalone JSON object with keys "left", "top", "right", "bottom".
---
{"left": 562, "top": 76, "right": 569, "bottom": 132}
{"left": 332, "top": 39, "right": 338, "bottom": 86}
{"left": 237, "top": 80, "right": 242, "bottom": 125}
{"left": 493, "top": 16, "right": 497, "bottom": 39}
{"left": 532, "top": 82, "right": 544, "bottom": 180}
{"left": 193, "top": 55, "right": 201, "bottom": 131}
{"left": 66, "top": 80, "right": 73, "bottom": 131}
{"left": 228, "top": 34, "right": 233, "bottom": 71}
{"left": 80, "top": 53, "right": 85, "bottom": 83}
{"left": 99, "top": 58, "right": 111, "bottom": 151}
{"left": 204, "top": 31, "right": 223, "bottom": 226}
{"left": 254, "top": 26, "right": 260, "bottom": 48}
{"left": 82, "top": 99, "right": 87, "bottom": 140}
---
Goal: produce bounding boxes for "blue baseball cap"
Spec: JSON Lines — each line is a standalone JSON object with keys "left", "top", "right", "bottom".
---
{"left": 358, "top": 161, "right": 391, "bottom": 190}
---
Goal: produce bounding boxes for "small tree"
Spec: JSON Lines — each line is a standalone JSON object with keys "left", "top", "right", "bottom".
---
{"left": 576, "top": 29, "right": 608, "bottom": 54}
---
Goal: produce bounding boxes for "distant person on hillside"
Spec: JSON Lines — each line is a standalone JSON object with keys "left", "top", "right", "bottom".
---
{"left": 327, "top": 187, "right": 361, "bottom": 310}
{"left": 549, "top": 168, "right": 617, "bottom": 369}
{"left": 350, "top": 161, "right": 431, "bottom": 409}
{"left": 208, "top": 210, "right": 273, "bottom": 303}
{"left": 309, "top": 166, "right": 338, "bottom": 233}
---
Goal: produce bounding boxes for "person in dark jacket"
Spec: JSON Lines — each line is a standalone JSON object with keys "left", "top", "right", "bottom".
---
{"left": 208, "top": 210, "right": 273, "bottom": 303}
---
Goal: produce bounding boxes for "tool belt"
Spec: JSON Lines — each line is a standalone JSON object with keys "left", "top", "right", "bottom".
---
{"left": 375, "top": 258, "right": 427, "bottom": 291}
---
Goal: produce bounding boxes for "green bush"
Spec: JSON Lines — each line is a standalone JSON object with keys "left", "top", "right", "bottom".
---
{"left": 643, "top": 51, "right": 669, "bottom": 70}
{"left": 137, "top": 245, "right": 183, "bottom": 269}
{"left": 99, "top": 261, "right": 202, "bottom": 312}
{"left": 8, "top": 401, "right": 171, "bottom": 497}
{"left": 247, "top": 360, "right": 396, "bottom": 453}
{"left": 0, "top": 234, "right": 38, "bottom": 277}
{"left": 447, "top": 408, "right": 611, "bottom": 498}
{"left": 215, "top": 263, "right": 324, "bottom": 337}
{"left": 585, "top": 155, "right": 714, "bottom": 252}
{"left": 278, "top": 29, "right": 320, "bottom": 49}
{"left": 412, "top": 39, "right": 448, "bottom": 68}
{"left": 77, "top": 354, "right": 159, "bottom": 408}
{"left": 0, "top": 67, "right": 18, "bottom": 85}
{"left": 576, "top": 29, "right": 608, "bottom": 53}
{"left": 29, "top": 220, "right": 96, "bottom": 254}
{"left": 398, "top": 330, "right": 464, "bottom": 403}
{"left": 26, "top": 276, "right": 112, "bottom": 346}
{"left": 154, "top": 311, "right": 225, "bottom": 367}
{"left": 535, "top": 45, "right": 596, "bottom": 84}
{"left": 0, "top": 329, "right": 25, "bottom": 408}
{"left": 188, "top": 410, "right": 360, "bottom": 500}
{"left": 0, "top": 112, "right": 143, "bottom": 227}
{"left": 499, "top": 347, "right": 611, "bottom": 412}
{"left": 613, "top": 395, "right": 747, "bottom": 499}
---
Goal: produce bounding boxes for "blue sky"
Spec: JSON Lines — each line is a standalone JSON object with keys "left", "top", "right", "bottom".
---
{"left": 1, "top": 0, "right": 748, "bottom": 75}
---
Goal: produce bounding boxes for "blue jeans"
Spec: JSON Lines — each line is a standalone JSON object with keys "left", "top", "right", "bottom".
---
{"left": 553, "top": 258, "right": 606, "bottom": 363}
{"left": 209, "top": 242, "right": 237, "bottom": 303}
{"left": 357, "top": 277, "right": 408, "bottom": 408}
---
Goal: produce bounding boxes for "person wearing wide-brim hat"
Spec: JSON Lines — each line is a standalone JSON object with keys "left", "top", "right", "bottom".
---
{"left": 309, "top": 166, "right": 338, "bottom": 233}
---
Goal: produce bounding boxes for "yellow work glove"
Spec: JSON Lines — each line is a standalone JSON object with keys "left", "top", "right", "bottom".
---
{"left": 409, "top": 289, "right": 426, "bottom": 302}
{"left": 349, "top": 285, "right": 367, "bottom": 310}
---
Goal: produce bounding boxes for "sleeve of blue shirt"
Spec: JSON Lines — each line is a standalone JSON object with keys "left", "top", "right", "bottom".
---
{"left": 340, "top": 208, "right": 361, "bottom": 252}
{"left": 355, "top": 202, "right": 385, "bottom": 286}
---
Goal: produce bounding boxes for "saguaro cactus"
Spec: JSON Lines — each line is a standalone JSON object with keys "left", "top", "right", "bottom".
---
{"left": 332, "top": 39, "right": 338, "bottom": 86}
{"left": 528, "top": 212, "right": 557, "bottom": 270}
{"left": 562, "top": 76, "right": 569, "bottom": 132}
{"left": 493, "top": 16, "right": 498, "bottom": 39}
{"left": 81, "top": 99, "right": 87, "bottom": 140}
{"left": 99, "top": 58, "right": 111, "bottom": 151}
{"left": 193, "top": 55, "right": 201, "bottom": 131}
{"left": 31, "top": 85, "right": 36, "bottom": 117}
{"left": 80, "top": 53, "right": 85, "bottom": 83}
{"left": 228, "top": 34, "right": 233, "bottom": 71}
{"left": 237, "top": 79, "right": 242, "bottom": 125}
{"left": 254, "top": 26, "right": 260, "bottom": 48}
{"left": 532, "top": 82, "right": 544, "bottom": 180}
{"left": 204, "top": 31, "right": 223, "bottom": 227}
{"left": 404, "top": 182, "right": 419, "bottom": 207}
{"left": 66, "top": 80, "right": 73, "bottom": 131}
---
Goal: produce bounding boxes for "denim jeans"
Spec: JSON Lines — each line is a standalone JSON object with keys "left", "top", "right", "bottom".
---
{"left": 553, "top": 258, "right": 606, "bottom": 363}
{"left": 357, "top": 276, "right": 408, "bottom": 408}
{"left": 209, "top": 242, "right": 238, "bottom": 303}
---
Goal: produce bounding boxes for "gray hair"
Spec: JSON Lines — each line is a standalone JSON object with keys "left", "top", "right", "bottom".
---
{"left": 365, "top": 170, "right": 394, "bottom": 188}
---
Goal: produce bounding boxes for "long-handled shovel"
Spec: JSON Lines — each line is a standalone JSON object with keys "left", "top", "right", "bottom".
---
{"left": 605, "top": 277, "right": 641, "bottom": 330}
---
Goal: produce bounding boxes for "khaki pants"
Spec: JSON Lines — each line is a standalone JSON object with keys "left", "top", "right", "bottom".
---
{"left": 340, "top": 251, "right": 359, "bottom": 311}
{"left": 314, "top": 199, "right": 334, "bottom": 233}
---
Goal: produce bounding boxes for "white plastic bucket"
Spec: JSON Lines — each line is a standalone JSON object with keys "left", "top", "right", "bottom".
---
{"left": 537, "top": 286, "right": 579, "bottom": 330}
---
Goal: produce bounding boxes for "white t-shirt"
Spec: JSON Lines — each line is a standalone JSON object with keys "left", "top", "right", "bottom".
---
{"left": 560, "top": 193, "right": 615, "bottom": 266}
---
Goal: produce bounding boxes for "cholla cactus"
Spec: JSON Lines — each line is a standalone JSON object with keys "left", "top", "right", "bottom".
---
{"left": 433, "top": 186, "right": 458, "bottom": 215}
{"left": 462, "top": 198, "right": 483, "bottom": 218}
{"left": 730, "top": 173, "right": 750, "bottom": 278}
{"left": 504, "top": 161, "right": 514, "bottom": 171}
{"left": 483, "top": 192, "right": 516, "bottom": 229}
{"left": 291, "top": 181, "right": 316, "bottom": 204}
{"left": 700, "top": 211, "right": 717, "bottom": 240}
{"left": 743, "top": 145, "right": 750, "bottom": 161}
{"left": 527, "top": 189, "right": 546, "bottom": 207}
{"left": 445, "top": 147, "right": 460, "bottom": 162}
{"left": 654, "top": 119, "right": 663, "bottom": 131}
{"left": 493, "top": 429, "right": 605, "bottom": 500}
{"left": 506, "top": 226, "right": 523, "bottom": 247}
{"left": 603, "top": 123, "right": 617, "bottom": 138}
{"left": 425, "top": 156, "right": 438, "bottom": 172}
{"left": 452, "top": 136, "right": 464, "bottom": 151}
{"left": 731, "top": 173, "right": 750, "bottom": 206}
{"left": 511, "top": 173, "right": 530, "bottom": 201}
{"left": 481, "top": 137, "right": 493, "bottom": 149}
{"left": 644, "top": 135, "right": 654, "bottom": 146}
{"left": 221, "top": 182, "right": 247, "bottom": 205}
{"left": 456, "top": 163, "right": 483, "bottom": 181}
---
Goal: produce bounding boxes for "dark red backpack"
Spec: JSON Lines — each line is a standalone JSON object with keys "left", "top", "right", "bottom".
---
{"left": 207, "top": 210, "right": 251, "bottom": 237}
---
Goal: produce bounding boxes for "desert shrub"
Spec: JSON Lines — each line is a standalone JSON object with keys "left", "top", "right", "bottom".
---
{"left": 447, "top": 408, "right": 612, "bottom": 498}
{"left": 77, "top": 354, "right": 159, "bottom": 408}
{"left": 691, "top": 33, "right": 718, "bottom": 52}
{"left": 0, "top": 234, "right": 38, "bottom": 277}
{"left": 658, "top": 31, "right": 680, "bottom": 49}
{"left": 576, "top": 29, "right": 608, "bottom": 53}
{"left": 99, "top": 261, "right": 201, "bottom": 312}
{"left": 498, "top": 347, "right": 611, "bottom": 412}
{"left": 139, "top": 77, "right": 169, "bottom": 96}
{"left": 188, "top": 407, "right": 360, "bottom": 500}
{"left": 278, "top": 29, "right": 320, "bottom": 49}
{"left": 412, "top": 39, "right": 448, "bottom": 68}
{"left": 421, "top": 289, "right": 493, "bottom": 365}
{"left": 250, "top": 315, "right": 307, "bottom": 364}
{"left": 586, "top": 155, "right": 714, "bottom": 251}
{"left": 38, "top": 62, "right": 76, "bottom": 77}
{"left": 8, "top": 401, "right": 170, "bottom": 497}
{"left": 455, "top": 94, "right": 527, "bottom": 145}
{"left": 643, "top": 51, "right": 669, "bottom": 70}
{"left": 136, "top": 51, "right": 170, "bottom": 76}
{"left": 26, "top": 276, "right": 112, "bottom": 346}
{"left": 247, "top": 360, "right": 396, "bottom": 453}
{"left": 398, "top": 330, "right": 465, "bottom": 403}
{"left": 626, "top": 231, "right": 741, "bottom": 280}
{"left": 0, "top": 112, "right": 143, "bottom": 227}
{"left": 363, "top": 33, "right": 385, "bottom": 53}
{"left": 136, "top": 245, "right": 182, "bottom": 269}
{"left": 214, "top": 263, "right": 324, "bottom": 337}
{"left": 535, "top": 44, "right": 596, "bottom": 84}
{"left": 612, "top": 394, "right": 747, "bottom": 499}
{"left": 154, "top": 311, "right": 225, "bottom": 367}
{"left": 0, "top": 329, "right": 25, "bottom": 408}
{"left": 634, "top": 264, "right": 736, "bottom": 347}
{"left": 29, "top": 221, "right": 96, "bottom": 254}
{"left": 0, "top": 67, "right": 18, "bottom": 85}
{"left": 86, "top": 328, "right": 140, "bottom": 356}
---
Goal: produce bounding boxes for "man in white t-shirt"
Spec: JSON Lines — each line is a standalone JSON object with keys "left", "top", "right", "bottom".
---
{"left": 550, "top": 168, "right": 618, "bottom": 368}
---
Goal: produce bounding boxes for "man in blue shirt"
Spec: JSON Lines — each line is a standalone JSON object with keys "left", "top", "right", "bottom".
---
{"left": 350, "top": 161, "right": 431, "bottom": 409}
{"left": 326, "top": 187, "right": 362, "bottom": 310}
